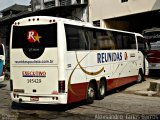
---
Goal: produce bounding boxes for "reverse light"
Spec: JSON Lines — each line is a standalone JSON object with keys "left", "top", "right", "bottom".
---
{"left": 58, "top": 80, "right": 65, "bottom": 93}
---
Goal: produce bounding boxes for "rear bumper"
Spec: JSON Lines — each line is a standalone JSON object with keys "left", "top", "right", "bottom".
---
{"left": 11, "top": 92, "right": 68, "bottom": 104}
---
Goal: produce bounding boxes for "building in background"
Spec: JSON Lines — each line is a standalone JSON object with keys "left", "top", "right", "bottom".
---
{"left": 0, "top": 0, "right": 88, "bottom": 64}
{"left": 0, "top": 4, "right": 30, "bottom": 63}
{"left": 89, "top": 0, "right": 160, "bottom": 33}
{"left": 30, "top": 0, "right": 88, "bottom": 21}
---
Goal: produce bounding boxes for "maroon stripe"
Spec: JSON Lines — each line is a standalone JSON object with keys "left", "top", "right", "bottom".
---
{"left": 67, "top": 75, "right": 138, "bottom": 103}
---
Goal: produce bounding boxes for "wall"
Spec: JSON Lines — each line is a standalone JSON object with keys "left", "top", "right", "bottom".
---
{"left": 89, "top": 0, "right": 160, "bottom": 22}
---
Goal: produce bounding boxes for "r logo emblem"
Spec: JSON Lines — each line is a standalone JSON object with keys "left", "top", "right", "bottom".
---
{"left": 27, "top": 30, "right": 42, "bottom": 43}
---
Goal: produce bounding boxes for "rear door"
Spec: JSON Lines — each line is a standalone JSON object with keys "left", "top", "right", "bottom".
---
{"left": 11, "top": 23, "right": 59, "bottom": 94}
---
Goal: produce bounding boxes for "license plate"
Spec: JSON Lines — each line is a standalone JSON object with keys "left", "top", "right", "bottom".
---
{"left": 30, "top": 96, "right": 39, "bottom": 101}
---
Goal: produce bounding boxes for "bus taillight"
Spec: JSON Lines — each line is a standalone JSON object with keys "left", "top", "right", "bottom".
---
{"left": 58, "top": 81, "right": 65, "bottom": 93}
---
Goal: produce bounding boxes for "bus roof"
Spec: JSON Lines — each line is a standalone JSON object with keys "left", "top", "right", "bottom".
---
{"left": 13, "top": 16, "right": 141, "bottom": 36}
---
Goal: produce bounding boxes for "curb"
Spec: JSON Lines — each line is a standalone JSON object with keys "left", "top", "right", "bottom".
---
{"left": 134, "top": 90, "right": 157, "bottom": 96}
{"left": 124, "top": 90, "right": 160, "bottom": 97}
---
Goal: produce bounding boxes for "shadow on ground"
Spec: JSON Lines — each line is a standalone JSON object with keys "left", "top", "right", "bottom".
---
{"left": 0, "top": 83, "right": 7, "bottom": 89}
{"left": 11, "top": 100, "right": 88, "bottom": 112}
{"left": 10, "top": 100, "right": 93, "bottom": 120}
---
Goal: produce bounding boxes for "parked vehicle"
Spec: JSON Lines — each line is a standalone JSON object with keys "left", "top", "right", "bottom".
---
{"left": 142, "top": 28, "right": 160, "bottom": 70}
{"left": 10, "top": 16, "right": 148, "bottom": 104}
{"left": 0, "top": 43, "right": 5, "bottom": 82}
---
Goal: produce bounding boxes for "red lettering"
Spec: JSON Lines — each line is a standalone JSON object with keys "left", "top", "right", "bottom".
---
{"left": 22, "top": 71, "right": 46, "bottom": 77}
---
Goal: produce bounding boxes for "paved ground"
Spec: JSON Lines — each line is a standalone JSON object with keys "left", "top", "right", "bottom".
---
{"left": 0, "top": 76, "right": 160, "bottom": 120}
{"left": 124, "top": 74, "right": 160, "bottom": 96}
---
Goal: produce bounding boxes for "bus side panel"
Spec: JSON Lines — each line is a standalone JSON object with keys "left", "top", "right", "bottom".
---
{"left": 67, "top": 82, "right": 87, "bottom": 103}
{"left": 66, "top": 69, "right": 88, "bottom": 103}
{"left": 107, "top": 79, "right": 117, "bottom": 91}
{"left": 116, "top": 76, "right": 138, "bottom": 87}
{"left": 107, "top": 76, "right": 138, "bottom": 91}
{"left": 66, "top": 52, "right": 88, "bottom": 103}
{"left": 106, "top": 50, "right": 139, "bottom": 90}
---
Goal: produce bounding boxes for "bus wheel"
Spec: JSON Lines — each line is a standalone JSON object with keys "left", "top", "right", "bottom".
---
{"left": 137, "top": 70, "right": 144, "bottom": 83}
{"left": 97, "top": 80, "right": 106, "bottom": 100}
{"left": 86, "top": 82, "right": 96, "bottom": 104}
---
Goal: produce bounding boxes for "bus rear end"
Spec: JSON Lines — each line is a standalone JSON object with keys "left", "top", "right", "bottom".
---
{"left": 143, "top": 28, "right": 160, "bottom": 70}
{"left": 10, "top": 16, "right": 67, "bottom": 104}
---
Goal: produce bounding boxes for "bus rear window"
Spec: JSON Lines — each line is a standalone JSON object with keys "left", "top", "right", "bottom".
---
{"left": 12, "top": 24, "right": 57, "bottom": 48}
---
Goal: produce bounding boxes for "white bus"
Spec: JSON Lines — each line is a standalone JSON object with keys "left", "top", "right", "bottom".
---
{"left": 10, "top": 16, "right": 148, "bottom": 104}
{"left": 0, "top": 43, "right": 5, "bottom": 82}
{"left": 142, "top": 28, "right": 160, "bottom": 70}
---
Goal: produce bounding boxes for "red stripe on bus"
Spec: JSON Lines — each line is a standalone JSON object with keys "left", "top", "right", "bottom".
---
{"left": 67, "top": 75, "right": 138, "bottom": 103}
{"left": 67, "top": 82, "right": 87, "bottom": 103}
{"left": 107, "top": 76, "right": 138, "bottom": 91}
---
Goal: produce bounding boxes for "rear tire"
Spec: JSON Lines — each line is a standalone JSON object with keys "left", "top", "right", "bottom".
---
{"left": 97, "top": 80, "right": 106, "bottom": 100}
{"left": 86, "top": 82, "right": 96, "bottom": 104}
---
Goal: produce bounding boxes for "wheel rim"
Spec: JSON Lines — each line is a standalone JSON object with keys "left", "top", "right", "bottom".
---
{"left": 100, "top": 84, "right": 105, "bottom": 95}
{"left": 138, "top": 73, "right": 142, "bottom": 82}
{"left": 88, "top": 87, "right": 94, "bottom": 98}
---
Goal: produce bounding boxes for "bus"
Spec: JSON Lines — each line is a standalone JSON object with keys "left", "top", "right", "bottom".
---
{"left": 0, "top": 43, "right": 5, "bottom": 82}
{"left": 142, "top": 28, "right": 160, "bottom": 70}
{"left": 10, "top": 16, "right": 148, "bottom": 104}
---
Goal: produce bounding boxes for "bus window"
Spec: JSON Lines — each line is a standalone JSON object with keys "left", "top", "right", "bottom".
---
{"left": 96, "top": 30, "right": 116, "bottom": 50}
{"left": 12, "top": 24, "right": 57, "bottom": 48}
{"left": 137, "top": 36, "right": 145, "bottom": 52}
{"left": 12, "top": 24, "right": 57, "bottom": 59}
{"left": 143, "top": 31, "right": 160, "bottom": 51}
{"left": 112, "top": 31, "right": 136, "bottom": 50}
{"left": 65, "top": 25, "right": 88, "bottom": 51}
{"left": 142, "top": 28, "right": 160, "bottom": 70}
